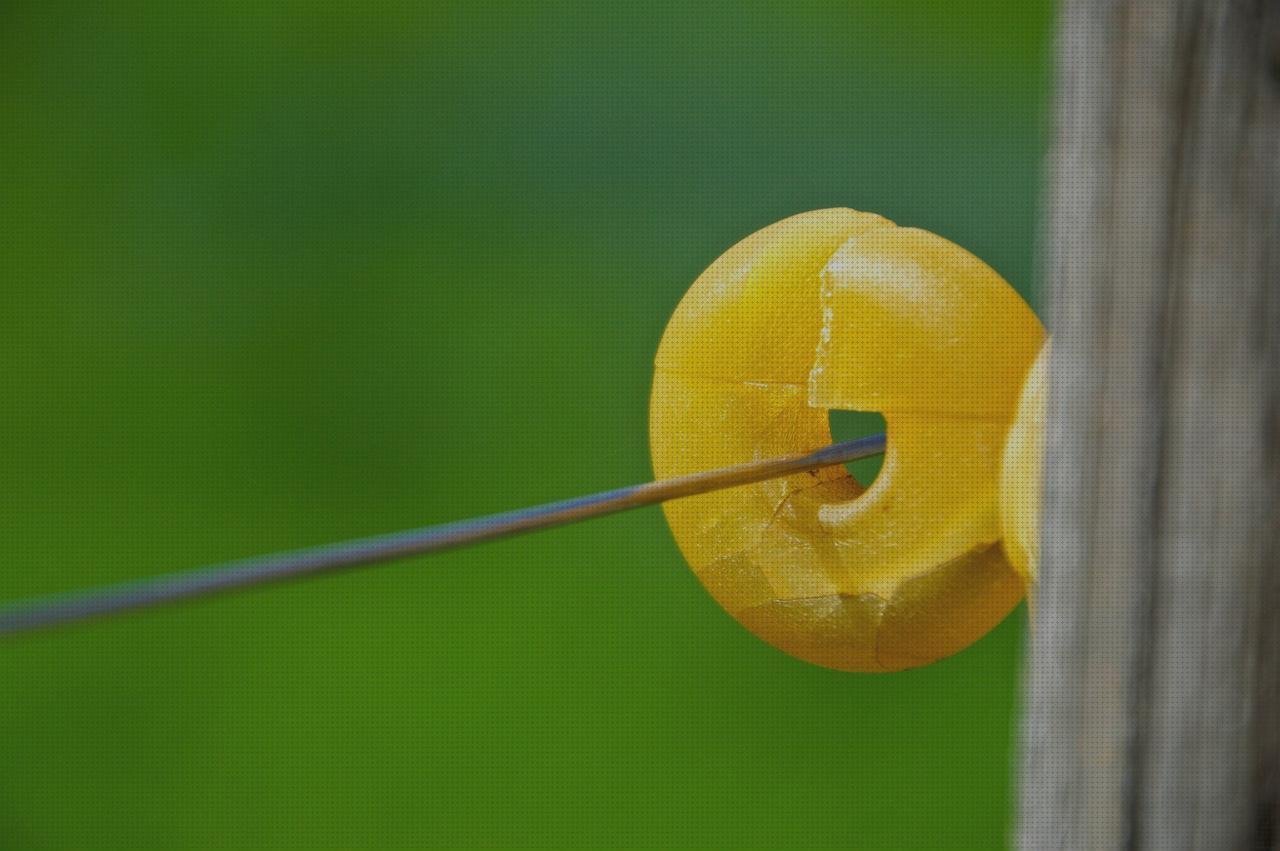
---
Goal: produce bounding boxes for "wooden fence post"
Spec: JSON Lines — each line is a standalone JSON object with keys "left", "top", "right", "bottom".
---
{"left": 1017, "top": 0, "right": 1280, "bottom": 847}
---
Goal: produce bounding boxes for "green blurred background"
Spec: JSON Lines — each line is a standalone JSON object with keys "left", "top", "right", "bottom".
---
{"left": 0, "top": 2, "right": 1051, "bottom": 847}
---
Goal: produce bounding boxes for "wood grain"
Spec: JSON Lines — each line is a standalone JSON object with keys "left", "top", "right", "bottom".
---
{"left": 1018, "top": 0, "right": 1280, "bottom": 847}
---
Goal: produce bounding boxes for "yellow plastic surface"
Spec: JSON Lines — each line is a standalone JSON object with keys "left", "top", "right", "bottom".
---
{"left": 999, "top": 341, "right": 1048, "bottom": 591}
{"left": 650, "top": 209, "right": 1044, "bottom": 671}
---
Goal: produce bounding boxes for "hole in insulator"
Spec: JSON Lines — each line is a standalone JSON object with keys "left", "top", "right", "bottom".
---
{"left": 827, "top": 409, "right": 887, "bottom": 489}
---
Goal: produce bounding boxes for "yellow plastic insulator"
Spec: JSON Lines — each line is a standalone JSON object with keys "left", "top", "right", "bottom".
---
{"left": 999, "top": 341, "right": 1048, "bottom": 591}
{"left": 650, "top": 209, "right": 1045, "bottom": 672}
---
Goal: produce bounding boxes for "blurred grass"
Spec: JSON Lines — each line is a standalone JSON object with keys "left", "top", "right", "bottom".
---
{"left": 0, "top": 1, "right": 1051, "bottom": 848}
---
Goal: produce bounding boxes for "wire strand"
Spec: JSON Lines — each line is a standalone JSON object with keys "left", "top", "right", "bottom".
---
{"left": 0, "top": 433, "right": 886, "bottom": 637}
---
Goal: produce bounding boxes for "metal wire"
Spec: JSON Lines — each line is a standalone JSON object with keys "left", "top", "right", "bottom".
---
{"left": 0, "top": 433, "right": 886, "bottom": 636}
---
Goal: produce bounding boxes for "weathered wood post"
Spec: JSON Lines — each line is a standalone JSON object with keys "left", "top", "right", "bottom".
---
{"left": 1018, "top": 0, "right": 1280, "bottom": 847}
